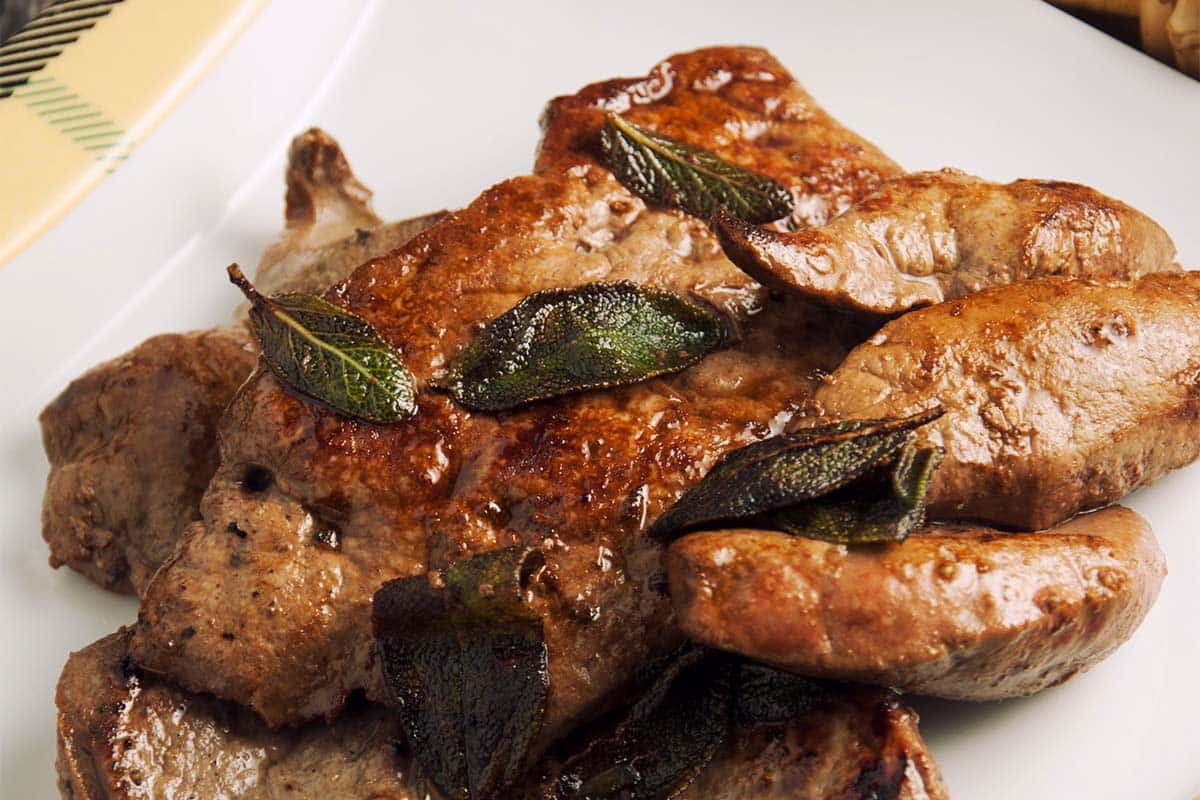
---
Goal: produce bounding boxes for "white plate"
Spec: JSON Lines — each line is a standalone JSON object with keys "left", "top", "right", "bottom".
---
{"left": 1, "top": 1, "right": 1198, "bottom": 797}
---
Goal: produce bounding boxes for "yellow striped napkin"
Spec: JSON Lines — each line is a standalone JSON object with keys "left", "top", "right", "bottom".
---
{"left": 0, "top": 0, "right": 267, "bottom": 268}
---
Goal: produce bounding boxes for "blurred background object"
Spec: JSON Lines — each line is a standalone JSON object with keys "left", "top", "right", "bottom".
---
{"left": 5, "top": 1, "right": 1194, "bottom": 76}
{"left": 0, "top": 1, "right": 124, "bottom": 99}
{"left": 0, "top": 0, "right": 266, "bottom": 267}
{"left": 1, "top": 1, "right": 53, "bottom": 44}
{"left": 1049, "top": 0, "right": 1199, "bottom": 77}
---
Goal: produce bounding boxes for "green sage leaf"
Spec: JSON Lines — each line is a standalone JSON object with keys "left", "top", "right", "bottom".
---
{"left": 443, "top": 281, "right": 726, "bottom": 411}
{"left": 892, "top": 442, "right": 943, "bottom": 508}
{"left": 228, "top": 264, "right": 416, "bottom": 423}
{"left": 600, "top": 114, "right": 794, "bottom": 224}
{"left": 771, "top": 444, "right": 943, "bottom": 544}
{"left": 649, "top": 407, "right": 944, "bottom": 541}
{"left": 549, "top": 645, "right": 734, "bottom": 800}
{"left": 372, "top": 546, "right": 548, "bottom": 800}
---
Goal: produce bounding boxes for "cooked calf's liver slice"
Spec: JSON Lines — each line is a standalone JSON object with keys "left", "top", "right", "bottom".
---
{"left": 669, "top": 507, "right": 1165, "bottom": 700}
{"left": 56, "top": 630, "right": 427, "bottom": 800}
{"left": 713, "top": 169, "right": 1178, "bottom": 315}
{"left": 40, "top": 327, "right": 257, "bottom": 595}
{"left": 56, "top": 630, "right": 947, "bottom": 799}
{"left": 130, "top": 46, "right": 898, "bottom": 741}
{"left": 817, "top": 271, "right": 1200, "bottom": 531}
{"left": 39, "top": 129, "right": 445, "bottom": 596}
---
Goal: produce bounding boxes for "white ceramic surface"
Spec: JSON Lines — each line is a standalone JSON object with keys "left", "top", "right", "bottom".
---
{"left": 1, "top": 1, "right": 1197, "bottom": 796}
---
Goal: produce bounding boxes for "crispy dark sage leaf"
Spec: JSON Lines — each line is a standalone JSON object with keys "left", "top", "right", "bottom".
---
{"left": 600, "top": 114, "right": 794, "bottom": 224}
{"left": 772, "top": 443, "right": 945, "bottom": 545}
{"left": 732, "top": 660, "right": 825, "bottom": 725}
{"left": 549, "top": 645, "right": 732, "bottom": 800}
{"left": 443, "top": 281, "right": 726, "bottom": 411}
{"left": 548, "top": 648, "right": 826, "bottom": 799}
{"left": 372, "top": 546, "right": 548, "bottom": 800}
{"left": 228, "top": 264, "right": 416, "bottom": 423}
{"left": 648, "top": 407, "right": 944, "bottom": 542}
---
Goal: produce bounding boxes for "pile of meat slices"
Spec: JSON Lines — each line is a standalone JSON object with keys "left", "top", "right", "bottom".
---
{"left": 42, "top": 46, "right": 1198, "bottom": 799}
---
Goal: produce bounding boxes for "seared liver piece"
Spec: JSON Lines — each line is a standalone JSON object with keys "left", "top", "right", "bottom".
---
{"left": 254, "top": 127, "right": 449, "bottom": 298}
{"left": 713, "top": 169, "right": 1178, "bottom": 315}
{"left": 131, "top": 46, "right": 899, "bottom": 738}
{"left": 669, "top": 507, "right": 1165, "bottom": 700}
{"left": 40, "top": 130, "right": 445, "bottom": 596}
{"left": 254, "top": 209, "right": 450, "bottom": 298}
{"left": 56, "top": 631, "right": 947, "bottom": 799}
{"left": 817, "top": 272, "right": 1200, "bottom": 530}
{"left": 40, "top": 328, "right": 257, "bottom": 594}
{"left": 262, "top": 127, "right": 382, "bottom": 261}
{"left": 680, "top": 687, "right": 948, "bottom": 799}
{"left": 56, "top": 630, "right": 428, "bottom": 800}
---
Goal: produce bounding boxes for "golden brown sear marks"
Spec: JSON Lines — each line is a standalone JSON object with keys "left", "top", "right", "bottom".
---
{"left": 714, "top": 169, "right": 1179, "bottom": 315}
{"left": 538, "top": 45, "right": 901, "bottom": 229}
{"left": 817, "top": 271, "right": 1200, "bottom": 531}
{"left": 668, "top": 507, "right": 1165, "bottom": 701}
{"left": 131, "top": 46, "right": 897, "bottom": 737}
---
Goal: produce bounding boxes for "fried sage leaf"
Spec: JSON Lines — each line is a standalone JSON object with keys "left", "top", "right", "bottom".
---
{"left": 549, "top": 645, "right": 733, "bottom": 800}
{"left": 892, "top": 442, "right": 943, "bottom": 508}
{"left": 772, "top": 443, "right": 944, "bottom": 545}
{"left": 547, "top": 648, "right": 826, "bottom": 799}
{"left": 373, "top": 546, "right": 548, "bottom": 800}
{"left": 228, "top": 264, "right": 415, "bottom": 423}
{"left": 733, "top": 660, "right": 825, "bottom": 725}
{"left": 600, "top": 114, "right": 794, "bottom": 224}
{"left": 443, "top": 281, "right": 726, "bottom": 411}
{"left": 649, "top": 407, "right": 944, "bottom": 542}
